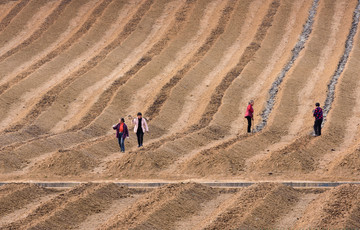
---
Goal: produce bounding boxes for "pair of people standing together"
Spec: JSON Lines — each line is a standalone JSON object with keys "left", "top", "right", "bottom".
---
{"left": 244, "top": 100, "right": 323, "bottom": 136}
{"left": 113, "top": 112, "right": 149, "bottom": 152}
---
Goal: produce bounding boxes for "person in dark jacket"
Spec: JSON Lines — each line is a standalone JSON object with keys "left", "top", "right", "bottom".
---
{"left": 113, "top": 118, "right": 129, "bottom": 152}
{"left": 313, "top": 102, "right": 323, "bottom": 136}
{"left": 244, "top": 100, "right": 254, "bottom": 133}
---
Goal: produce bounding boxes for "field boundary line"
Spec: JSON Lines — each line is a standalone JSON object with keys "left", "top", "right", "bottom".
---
{"left": 1, "top": 181, "right": 360, "bottom": 188}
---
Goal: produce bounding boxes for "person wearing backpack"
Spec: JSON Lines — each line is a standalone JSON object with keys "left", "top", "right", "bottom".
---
{"left": 244, "top": 100, "right": 254, "bottom": 133}
{"left": 313, "top": 102, "right": 323, "bottom": 136}
{"left": 132, "top": 112, "right": 149, "bottom": 147}
{"left": 113, "top": 118, "right": 129, "bottom": 152}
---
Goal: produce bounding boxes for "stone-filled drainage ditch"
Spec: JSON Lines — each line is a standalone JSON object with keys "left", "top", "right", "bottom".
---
{"left": 254, "top": 0, "right": 319, "bottom": 132}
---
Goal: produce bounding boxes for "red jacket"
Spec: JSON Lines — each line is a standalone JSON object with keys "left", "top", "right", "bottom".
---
{"left": 244, "top": 104, "right": 254, "bottom": 118}
{"left": 113, "top": 123, "right": 129, "bottom": 139}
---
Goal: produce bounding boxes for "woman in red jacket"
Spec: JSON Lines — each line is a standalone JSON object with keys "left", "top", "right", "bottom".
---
{"left": 244, "top": 100, "right": 254, "bottom": 133}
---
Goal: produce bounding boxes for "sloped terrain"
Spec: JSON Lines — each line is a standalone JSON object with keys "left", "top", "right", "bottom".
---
{"left": 1, "top": 0, "right": 360, "bottom": 228}
{"left": 0, "top": 182, "right": 359, "bottom": 229}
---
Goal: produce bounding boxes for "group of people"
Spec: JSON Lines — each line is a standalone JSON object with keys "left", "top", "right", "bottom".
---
{"left": 112, "top": 112, "right": 149, "bottom": 152}
{"left": 113, "top": 102, "right": 323, "bottom": 152}
{"left": 244, "top": 100, "right": 323, "bottom": 136}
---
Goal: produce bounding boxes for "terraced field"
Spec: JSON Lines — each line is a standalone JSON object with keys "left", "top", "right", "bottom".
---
{"left": 1, "top": 0, "right": 360, "bottom": 228}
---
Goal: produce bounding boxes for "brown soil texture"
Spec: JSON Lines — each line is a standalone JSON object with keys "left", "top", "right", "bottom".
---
{"left": 295, "top": 184, "right": 360, "bottom": 229}
{"left": 1, "top": 0, "right": 360, "bottom": 228}
{"left": 0, "top": 182, "right": 359, "bottom": 229}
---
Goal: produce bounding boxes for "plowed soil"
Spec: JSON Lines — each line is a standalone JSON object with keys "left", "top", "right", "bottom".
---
{"left": 1, "top": 0, "right": 360, "bottom": 228}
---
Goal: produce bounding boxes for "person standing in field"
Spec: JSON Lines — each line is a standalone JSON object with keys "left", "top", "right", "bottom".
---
{"left": 313, "top": 102, "right": 323, "bottom": 136}
{"left": 244, "top": 100, "right": 254, "bottom": 133}
{"left": 132, "top": 112, "right": 149, "bottom": 147}
{"left": 113, "top": 118, "right": 129, "bottom": 152}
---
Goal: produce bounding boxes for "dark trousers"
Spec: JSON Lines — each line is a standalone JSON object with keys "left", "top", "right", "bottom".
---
{"left": 246, "top": 116, "right": 252, "bottom": 133}
{"left": 136, "top": 131, "right": 144, "bottom": 147}
{"left": 314, "top": 119, "right": 323, "bottom": 136}
{"left": 118, "top": 133, "right": 125, "bottom": 152}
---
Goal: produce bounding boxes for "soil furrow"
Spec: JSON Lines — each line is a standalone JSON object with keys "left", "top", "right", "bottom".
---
{"left": 77, "top": 194, "right": 144, "bottom": 230}
{"left": 0, "top": 183, "right": 28, "bottom": 198}
{"left": 192, "top": 0, "right": 280, "bottom": 131}
{"left": 0, "top": 0, "right": 72, "bottom": 63}
{"left": 274, "top": 192, "right": 320, "bottom": 229}
{"left": 174, "top": 192, "right": 234, "bottom": 230}
{"left": 144, "top": 0, "right": 236, "bottom": 120}
{"left": 0, "top": 0, "right": 30, "bottom": 33}
{"left": 0, "top": 2, "right": 18, "bottom": 23}
{"left": 323, "top": 0, "right": 360, "bottom": 121}
{"left": 0, "top": 0, "right": 112, "bottom": 97}
{"left": 68, "top": 0, "right": 197, "bottom": 132}
{"left": 1, "top": 184, "right": 93, "bottom": 229}
{"left": 205, "top": 183, "right": 299, "bottom": 229}
{"left": 25, "top": 184, "right": 130, "bottom": 230}
{"left": 101, "top": 183, "right": 217, "bottom": 230}
{"left": 295, "top": 184, "right": 360, "bottom": 229}
{"left": 0, "top": 0, "right": 98, "bottom": 90}
{"left": 0, "top": 0, "right": 131, "bottom": 134}
{"left": 0, "top": 0, "right": 58, "bottom": 57}
{"left": 4, "top": 0, "right": 154, "bottom": 133}
{"left": 0, "top": 184, "right": 55, "bottom": 218}
{"left": 2, "top": 183, "right": 101, "bottom": 229}
{"left": 0, "top": 193, "right": 59, "bottom": 228}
